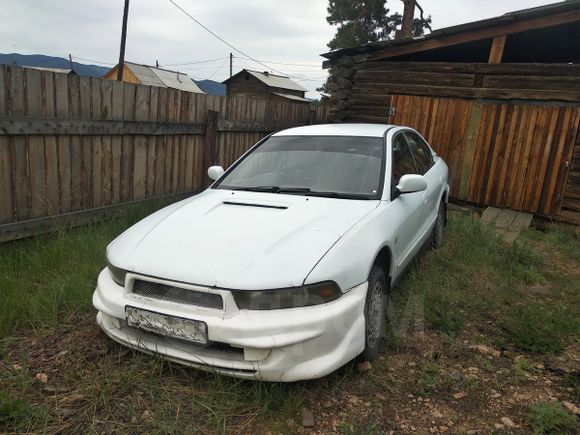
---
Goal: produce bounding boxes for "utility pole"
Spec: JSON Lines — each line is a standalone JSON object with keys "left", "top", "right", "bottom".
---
{"left": 229, "top": 53, "right": 233, "bottom": 77}
{"left": 68, "top": 54, "right": 74, "bottom": 71}
{"left": 117, "top": 0, "right": 130, "bottom": 81}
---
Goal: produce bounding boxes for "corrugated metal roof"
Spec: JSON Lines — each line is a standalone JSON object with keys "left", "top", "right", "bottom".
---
{"left": 124, "top": 62, "right": 204, "bottom": 93}
{"left": 224, "top": 69, "right": 307, "bottom": 92}
{"left": 271, "top": 92, "right": 310, "bottom": 102}
{"left": 24, "top": 66, "right": 75, "bottom": 74}
{"left": 152, "top": 68, "right": 204, "bottom": 93}
{"left": 321, "top": 0, "right": 580, "bottom": 61}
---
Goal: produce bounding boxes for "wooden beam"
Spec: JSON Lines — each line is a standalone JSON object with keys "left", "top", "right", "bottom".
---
{"left": 351, "top": 83, "right": 580, "bottom": 103}
{"left": 488, "top": 35, "right": 507, "bottom": 64}
{"left": 0, "top": 116, "right": 204, "bottom": 136}
{"left": 365, "top": 9, "right": 580, "bottom": 62}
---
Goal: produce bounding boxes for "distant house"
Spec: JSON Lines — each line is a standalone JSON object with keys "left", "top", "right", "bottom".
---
{"left": 223, "top": 69, "right": 309, "bottom": 103}
{"left": 104, "top": 62, "right": 204, "bottom": 93}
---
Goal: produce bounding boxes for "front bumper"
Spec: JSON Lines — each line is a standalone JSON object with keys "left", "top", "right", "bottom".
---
{"left": 93, "top": 268, "right": 367, "bottom": 382}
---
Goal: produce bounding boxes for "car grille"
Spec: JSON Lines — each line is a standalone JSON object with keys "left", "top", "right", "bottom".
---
{"left": 132, "top": 280, "right": 223, "bottom": 309}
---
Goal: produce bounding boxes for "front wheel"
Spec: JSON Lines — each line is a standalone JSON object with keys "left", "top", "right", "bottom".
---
{"left": 360, "top": 265, "right": 387, "bottom": 362}
{"left": 432, "top": 201, "right": 445, "bottom": 249}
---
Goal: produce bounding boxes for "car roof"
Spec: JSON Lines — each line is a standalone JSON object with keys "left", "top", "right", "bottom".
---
{"left": 273, "top": 123, "right": 396, "bottom": 138}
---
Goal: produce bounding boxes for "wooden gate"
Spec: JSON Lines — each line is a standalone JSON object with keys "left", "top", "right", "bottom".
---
{"left": 390, "top": 94, "right": 580, "bottom": 218}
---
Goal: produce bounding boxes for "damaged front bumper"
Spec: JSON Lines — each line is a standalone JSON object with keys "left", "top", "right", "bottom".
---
{"left": 93, "top": 268, "right": 367, "bottom": 382}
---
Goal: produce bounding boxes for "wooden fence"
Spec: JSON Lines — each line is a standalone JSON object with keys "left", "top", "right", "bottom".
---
{"left": 0, "top": 65, "right": 328, "bottom": 242}
{"left": 390, "top": 94, "right": 580, "bottom": 218}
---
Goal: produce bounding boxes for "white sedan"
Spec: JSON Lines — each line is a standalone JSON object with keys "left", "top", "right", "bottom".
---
{"left": 93, "top": 123, "right": 449, "bottom": 382}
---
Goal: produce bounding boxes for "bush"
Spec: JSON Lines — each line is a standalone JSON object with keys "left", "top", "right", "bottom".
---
{"left": 527, "top": 402, "right": 577, "bottom": 434}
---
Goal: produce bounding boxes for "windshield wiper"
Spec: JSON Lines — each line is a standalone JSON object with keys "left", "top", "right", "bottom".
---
{"left": 307, "top": 191, "right": 374, "bottom": 200}
{"left": 229, "top": 186, "right": 311, "bottom": 194}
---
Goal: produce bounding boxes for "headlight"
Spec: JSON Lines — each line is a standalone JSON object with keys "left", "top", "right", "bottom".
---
{"left": 232, "top": 282, "right": 341, "bottom": 310}
{"left": 106, "top": 258, "right": 127, "bottom": 286}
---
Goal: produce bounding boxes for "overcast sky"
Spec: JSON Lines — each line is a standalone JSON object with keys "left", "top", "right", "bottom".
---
{"left": 2, "top": 0, "right": 555, "bottom": 97}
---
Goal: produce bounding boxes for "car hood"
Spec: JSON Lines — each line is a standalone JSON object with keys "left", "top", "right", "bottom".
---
{"left": 107, "top": 189, "right": 379, "bottom": 290}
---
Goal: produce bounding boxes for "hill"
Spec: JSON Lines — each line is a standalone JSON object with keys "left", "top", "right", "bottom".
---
{"left": 194, "top": 79, "right": 226, "bottom": 96}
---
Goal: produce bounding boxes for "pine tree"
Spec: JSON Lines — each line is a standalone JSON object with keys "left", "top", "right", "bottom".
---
{"left": 319, "top": 1, "right": 431, "bottom": 93}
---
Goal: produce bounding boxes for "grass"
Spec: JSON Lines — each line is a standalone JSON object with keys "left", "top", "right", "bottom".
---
{"left": 390, "top": 214, "right": 579, "bottom": 354}
{"left": 0, "top": 207, "right": 579, "bottom": 433}
{"left": 0, "top": 199, "right": 174, "bottom": 338}
{"left": 527, "top": 402, "right": 577, "bottom": 434}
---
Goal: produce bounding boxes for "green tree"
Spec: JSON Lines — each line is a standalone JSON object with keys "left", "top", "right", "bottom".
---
{"left": 319, "top": 1, "right": 432, "bottom": 93}
{"left": 326, "top": 0, "right": 431, "bottom": 50}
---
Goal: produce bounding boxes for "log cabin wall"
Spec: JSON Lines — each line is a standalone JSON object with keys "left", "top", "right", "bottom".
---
{"left": 330, "top": 60, "right": 580, "bottom": 223}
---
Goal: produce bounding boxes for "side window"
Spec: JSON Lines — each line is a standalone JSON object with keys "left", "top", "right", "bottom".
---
{"left": 405, "top": 131, "right": 434, "bottom": 175}
{"left": 392, "top": 134, "right": 417, "bottom": 189}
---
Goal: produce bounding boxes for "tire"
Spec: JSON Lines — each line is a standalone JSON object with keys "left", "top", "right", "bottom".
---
{"left": 432, "top": 201, "right": 445, "bottom": 249}
{"left": 360, "top": 265, "right": 387, "bottom": 362}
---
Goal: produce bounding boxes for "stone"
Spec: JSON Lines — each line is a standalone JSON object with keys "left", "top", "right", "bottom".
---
{"left": 35, "top": 373, "right": 48, "bottom": 383}
{"left": 562, "top": 401, "right": 580, "bottom": 415}
{"left": 375, "top": 393, "right": 387, "bottom": 402}
{"left": 431, "top": 410, "right": 443, "bottom": 419}
{"left": 357, "top": 361, "right": 373, "bottom": 373}
{"left": 452, "top": 391, "right": 466, "bottom": 399}
{"left": 501, "top": 417, "right": 515, "bottom": 428}
{"left": 301, "top": 409, "right": 314, "bottom": 428}
{"left": 12, "top": 363, "right": 22, "bottom": 371}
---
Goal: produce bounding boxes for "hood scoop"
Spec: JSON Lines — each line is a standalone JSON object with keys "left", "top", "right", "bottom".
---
{"left": 223, "top": 201, "right": 288, "bottom": 210}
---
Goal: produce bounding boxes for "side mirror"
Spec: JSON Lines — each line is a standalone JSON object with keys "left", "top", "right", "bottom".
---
{"left": 208, "top": 166, "right": 225, "bottom": 181}
{"left": 396, "top": 174, "right": 428, "bottom": 194}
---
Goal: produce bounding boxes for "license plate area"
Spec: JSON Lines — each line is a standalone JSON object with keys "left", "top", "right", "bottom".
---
{"left": 125, "top": 306, "right": 208, "bottom": 345}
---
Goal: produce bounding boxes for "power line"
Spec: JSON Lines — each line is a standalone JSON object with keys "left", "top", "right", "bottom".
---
{"left": 72, "top": 55, "right": 116, "bottom": 66}
{"left": 162, "top": 57, "right": 228, "bottom": 67}
{"left": 207, "top": 58, "right": 229, "bottom": 80}
{"left": 236, "top": 57, "right": 322, "bottom": 68}
{"left": 166, "top": 0, "right": 291, "bottom": 77}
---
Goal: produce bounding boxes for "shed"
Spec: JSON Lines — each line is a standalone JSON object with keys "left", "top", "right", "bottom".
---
{"left": 322, "top": 0, "right": 580, "bottom": 224}
{"left": 223, "top": 69, "right": 309, "bottom": 103}
{"left": 104, "top": 62, "right": 204, "bottom": 93}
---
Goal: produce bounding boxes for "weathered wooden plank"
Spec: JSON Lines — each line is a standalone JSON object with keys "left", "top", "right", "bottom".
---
{"left": 146, "top": 86, "right": 159, "bottom": 196}
{"left": 133, "top": 85, "right": 150, "bottom": 200}
{"left": 351, "top": 82, "right": 580, "bottom": 103}
{"left": 203, "top": 110, "right": 219, "bottom": 187}
{"left": 68, "top": 75, "right": 83, "bottom": 211}
{"left": 121, "top": 83, "right": 136, "bottom": 202}
{"left": 0, "top": 66, "right": 13, "bottom": 223}
{"left": 79, "top": 77, "right": 93, "bottom": 209}
{"left": 11, "top": 67, "right": 31, "bottom": 221}
{"left": 0, "top": 116, "right": 204, "bottom": 135}
{"left": 488, "top": 35, "right": 506, "bottom": 64}
{"left": 458, "top": 102, "right": 482, "bottom": 200}
{"left": 90, "top": 78, "right": 103, "bottom": 208}
{"left": 110, "top": 80, "right": 124, "bottom": 204}
{"left": 43, "top": 72, "right": 60, "bottom": 216}
{"left": 353, "top": 61, "right": 580, "bottom": 77}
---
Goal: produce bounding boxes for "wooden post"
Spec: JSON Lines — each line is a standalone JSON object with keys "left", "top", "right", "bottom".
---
{"left": 203, "top": 110, "right": 219, "bottom": 187}
{"left": 229, "top": 53, "right": 233, "bottom": 78}
{"left": 488, "top": 35, "right": 507, "bottom": 64}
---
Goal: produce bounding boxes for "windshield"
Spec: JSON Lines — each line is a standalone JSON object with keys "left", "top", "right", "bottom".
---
{"left": 215, "top": 136, "right": 384, "bottom": 199}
